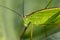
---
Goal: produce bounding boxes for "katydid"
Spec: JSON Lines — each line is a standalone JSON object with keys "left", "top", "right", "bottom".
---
{"left": 0, "top": 0, "right": 60, "bottom": 40}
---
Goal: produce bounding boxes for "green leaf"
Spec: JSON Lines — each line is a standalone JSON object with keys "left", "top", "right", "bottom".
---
{"left": 0, "top": 0, "right": 23, "bottom": 40}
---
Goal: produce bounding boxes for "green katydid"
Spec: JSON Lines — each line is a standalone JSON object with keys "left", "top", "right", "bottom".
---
{"left": 0, "top": 0, "right": 60, "bottom": 40}
{"left": 0, "top": 5, "right": 60, "bottom": 40}
{"left": 23, "top": 8, "right": 60, "bottom": 40}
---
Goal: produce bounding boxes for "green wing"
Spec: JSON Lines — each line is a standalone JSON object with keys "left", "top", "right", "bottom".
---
{"left": 23, "top": 8, "right": 60, "bottom": 26}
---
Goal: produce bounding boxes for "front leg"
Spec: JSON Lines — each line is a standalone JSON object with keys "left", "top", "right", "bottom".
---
{"left": 20, "top": 22, "right": 31, "bottom": 40}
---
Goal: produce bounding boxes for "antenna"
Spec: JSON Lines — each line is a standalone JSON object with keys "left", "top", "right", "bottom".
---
{"left": 22, "top": 0, "right": 24, "bottom": 17}
{"left": 0, "top": 5, "right": 22, "bottom": 17}
{"left": 26, "top": 0, "right": 53, "bottom": 17}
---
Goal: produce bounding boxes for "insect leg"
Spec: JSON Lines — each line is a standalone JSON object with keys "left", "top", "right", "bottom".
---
{"left": 30, "top": 25, "right": 33, "bottom": 40}
{"left": 20, "top": 22, "right": 31, "bottom": 40}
